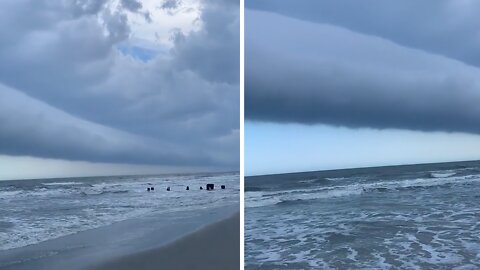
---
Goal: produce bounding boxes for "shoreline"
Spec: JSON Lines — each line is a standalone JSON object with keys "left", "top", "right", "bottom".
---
{"left": 91, "top": 212, "right": 240, "bottom": 270}
{"left": 0, "top": 205, "right": 239, "bottom": 270}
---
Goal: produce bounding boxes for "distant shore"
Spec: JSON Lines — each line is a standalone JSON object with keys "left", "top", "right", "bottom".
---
{"left": 91, "top": 212, "right": 240, "bottom": 270}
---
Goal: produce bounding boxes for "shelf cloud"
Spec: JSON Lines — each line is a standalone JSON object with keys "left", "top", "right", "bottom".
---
{"left": 245, "top": 8, "right": 480, "bottom": 134}
{"left": 0, "top": 0, "right": 239, "bottom": 169}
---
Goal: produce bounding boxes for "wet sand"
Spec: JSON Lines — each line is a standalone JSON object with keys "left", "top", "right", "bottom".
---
{"left": 0, "top": 205, "right": 239, "bottom": 270}
{"left": 91, "top": 213, "right": 240, "bottom": 270}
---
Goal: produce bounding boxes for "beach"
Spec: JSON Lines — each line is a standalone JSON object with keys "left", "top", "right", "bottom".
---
{"left": 0, "top": 206, "right": 239, "bottom": 270}
{"left": 91, "top": 213, "right": 240, "bottom": 270}
{"left": 0, "top": 173, "right": 239, "bottom": 270}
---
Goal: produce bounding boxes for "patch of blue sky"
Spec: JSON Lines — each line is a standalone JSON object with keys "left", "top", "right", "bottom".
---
{"left": 245, "top": 121, "right": 480, "bottom": 176}
{"left": 117, "top": 44, "right": 161, "bottom": 62}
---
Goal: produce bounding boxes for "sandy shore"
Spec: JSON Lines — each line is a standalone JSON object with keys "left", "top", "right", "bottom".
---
{"left": 0, "top": 205, "right": 239, "bottom": 270}
{"left": 90, "top": 212, "right": 240, "bottom": 270}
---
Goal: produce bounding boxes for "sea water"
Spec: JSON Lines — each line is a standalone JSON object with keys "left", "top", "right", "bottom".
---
{"left": 245, "top": 161, "right": 480, "bottom": 269}
{"left": 0, "top": 172, "right": 239, "bottom": 251}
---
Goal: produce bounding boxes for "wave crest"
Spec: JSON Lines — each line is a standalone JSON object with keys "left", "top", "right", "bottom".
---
{"left": 245, "top": 174, "right": 480, "bottom": 208}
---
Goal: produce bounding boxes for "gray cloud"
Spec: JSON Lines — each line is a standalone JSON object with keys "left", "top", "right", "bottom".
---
{"left": 172, "top": 0, "right": 239, "bottom": 84}
{"left": 160, "top": 0, "right": 182, "bottom": 10}
{"left": 0, "top": 0, "right": 239, "bottom": 169}
{"left": 0, "top": 84, "right": 213, "bottom": 166}
{"left": 120, "top": 0, "right": 152, "bottom": 22}
{"left": 246, "top": 0, "right": 480, "bottom": 69}
{"left": 120, "top": 0, "right": 142, "bottom": 12}
{"left": 246, "top": 10, "right": 480, "bottom": 134}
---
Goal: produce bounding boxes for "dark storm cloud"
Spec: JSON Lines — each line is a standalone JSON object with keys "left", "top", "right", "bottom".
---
{"left": 0, "top": 84, "right": 215, "bottom": 166}
{"left": 0, "top": 0, "right": 239, "bottom": 168}
{"left": 246, "top": 0, "right": 480, "bottom": 69}
{"left": 245, "top": 10, "right": 480, "bottom": 134}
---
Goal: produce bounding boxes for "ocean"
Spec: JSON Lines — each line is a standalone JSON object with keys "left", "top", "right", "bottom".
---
{"left": 245, "top": 161, "right": 480, "bottom": 269}
{"left": 0, "top": 172, "right": 239, "bottom": 252}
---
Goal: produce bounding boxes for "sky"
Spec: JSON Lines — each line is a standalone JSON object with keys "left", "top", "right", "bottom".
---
{"left": 0, "top": 0, "right": 239, "bottom": 180}
{"left": 245, "top": 0, "right": 480, "bottom": 176}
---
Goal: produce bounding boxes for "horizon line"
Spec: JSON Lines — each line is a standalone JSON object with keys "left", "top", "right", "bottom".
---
{"left": 246, "top": 159, "right": 480, "bottom": 178}
{"left": 0, "top": 170, "right": 240, "bottom": 182}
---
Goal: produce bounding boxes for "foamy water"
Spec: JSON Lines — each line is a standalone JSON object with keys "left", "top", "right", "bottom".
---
{"left": 0, "top": 172, "right": 239, "bottom": 250}
{"left": 245, "top": 162, "right": 480, "bottom": 269}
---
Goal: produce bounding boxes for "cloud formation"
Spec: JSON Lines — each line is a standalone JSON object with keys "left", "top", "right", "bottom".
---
{"left": 121, "top": 0, "right": 143, "bottom": 12}
{"left": 245, "top": 9, "right": 480, "bottom": 134}
{"left": 160, "top": 0, "right": 182, "bottom": 10}
{"left": 0, "top": 0, "right": 239, "bottom": 169}
{"left": 246, "top": 0, "right": 480, "bottom": 68}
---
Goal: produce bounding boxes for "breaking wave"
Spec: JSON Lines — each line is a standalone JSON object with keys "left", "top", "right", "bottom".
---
{"left": 245, "top": 174, "right": 480, "bottom": 208}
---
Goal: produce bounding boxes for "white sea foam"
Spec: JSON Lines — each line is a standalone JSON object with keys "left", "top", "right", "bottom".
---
{"left": 243, "top": 192, "right": 282, "bottom": 208}
{"left": 0, "top": 206, "right": 153, "bottom": 251}
{"left": 245, "top": 174, "right": 480, "bottom": 208}
{"left": 42, "top": 181, "right": 83, "bottom": 186}
{"left": 325, "top": 177, "right": 348, "bottom": 181}
{"left": 373, "top": 252, "right": 394, "bottom": 269}
{"left": 430, "top": 170, "right": 456, "bottom": 178}
{"left": 453, "top": 265, "right": 479, "bottom": 270}
{"left": 0, "top": 190, "right": 23, "bottom": 199}
{"left": 0, "top": 173, "right": 239, "bottom": 251}
{"left": 346, "top": 247, "right": 358, "bottom": 261}
{"left": 245, "top": 169, "right": 480, "bottom": 268}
